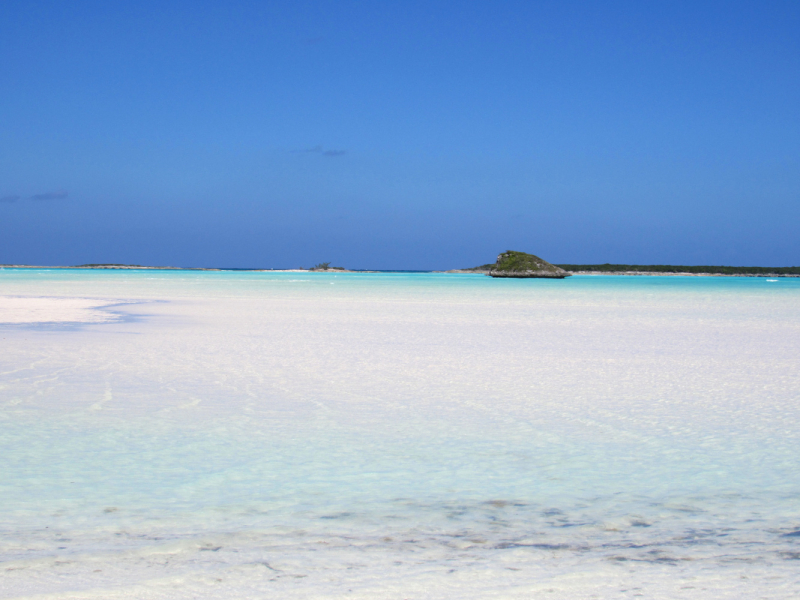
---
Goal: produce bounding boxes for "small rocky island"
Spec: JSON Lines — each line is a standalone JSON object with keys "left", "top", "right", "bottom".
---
{"left": 488, "top": 251, "right": 570, "bottom": 278}
{"left": 308, "top": 262, "right": 350, "bottom": 272}
{"left": 451, "top": 251, "right": 571, "bottom": 278}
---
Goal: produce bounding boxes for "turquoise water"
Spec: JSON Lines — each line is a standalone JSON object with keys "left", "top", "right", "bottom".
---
{"left": 1, "top": 270, "right": 799, "bottom": 598}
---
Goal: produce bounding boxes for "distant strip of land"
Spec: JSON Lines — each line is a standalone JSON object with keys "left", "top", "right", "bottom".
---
{"left": 2, "top": 263, "right": 799, "bottom": 276}
{"left": 447, "top": 264, "right": 800, "bottom": 276}
{"left": 0, "top": 264, "right": 224, "bottom": 270}
{"left": 554, "top": 264, "right": 800, "bottom": 277}
{"left": 0, "top": 264, "right": 355, "bottom": 272}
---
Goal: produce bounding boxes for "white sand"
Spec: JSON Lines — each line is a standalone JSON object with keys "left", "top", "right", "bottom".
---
{"left": 0, "top": 296, "right": 122, "bottom": 324}
{"left": 2, "top": 273, "right": 800, "bottom": 599}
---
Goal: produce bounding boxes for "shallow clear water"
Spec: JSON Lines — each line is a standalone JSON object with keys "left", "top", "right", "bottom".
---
{"left": 1, "top": 270, "right": 799, "bottom": 598}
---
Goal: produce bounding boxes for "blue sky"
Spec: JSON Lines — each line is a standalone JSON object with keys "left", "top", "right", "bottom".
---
{"left": 1, "top": 1, "right": 798, "bottom": 268}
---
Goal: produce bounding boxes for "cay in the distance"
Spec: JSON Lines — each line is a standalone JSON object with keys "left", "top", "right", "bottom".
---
{"left": 487, "top": 250, "right": 571, "bottom": 278}
{"left": 309, "top": 262, "right": 349, "bottom": 272}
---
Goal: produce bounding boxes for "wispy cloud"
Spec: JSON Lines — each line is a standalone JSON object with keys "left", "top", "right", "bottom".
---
{"left": 295, "top": 145, "right": 323, "bottom": 153}
{"left": 0, "top": 194, "right": 20, "bottom": 203}
{"left": 293, "top": 146, "right": 347, "bottom": 157}
{"left": 30, "top": 189, "right": 68, "bottom": 200}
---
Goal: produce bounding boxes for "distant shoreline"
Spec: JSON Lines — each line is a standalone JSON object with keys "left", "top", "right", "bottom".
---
{"left": 449, "top": 264, "right": 800, "bottom": 277}
{"left": 0, "top": 265, "right": 376, "bottom": 273}
{"left": 567, "top": 271, "right": 800, "bottom": 277}
{"left": 1, "top": 264, "right": 798, "bottom": 277}
{"left": 444, "top": 269, "right": 798, "bottom": 277}
{"left": 0, "top": 264, "right": 224, "bottom": 271}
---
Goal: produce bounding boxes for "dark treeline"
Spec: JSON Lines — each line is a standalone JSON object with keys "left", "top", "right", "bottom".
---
{"left": 556, "top": 264, "right": 800, "bottom": 275}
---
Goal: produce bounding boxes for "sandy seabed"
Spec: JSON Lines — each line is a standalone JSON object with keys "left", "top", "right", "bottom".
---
{"left": 1, "top": 271, "right": 799, "bottom": 599}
